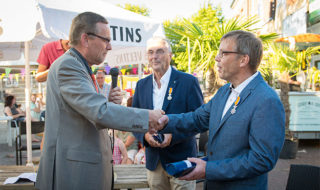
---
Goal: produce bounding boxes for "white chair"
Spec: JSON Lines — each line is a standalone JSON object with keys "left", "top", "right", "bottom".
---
{"left": 0, "top": 115, "right": 18, "bottom": 147}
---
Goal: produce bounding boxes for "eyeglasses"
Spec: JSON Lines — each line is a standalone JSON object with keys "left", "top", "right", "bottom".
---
{"left": 217, "top": 50, "right": 243, "bottom": 58}
{"left": 147, "top": 49, "right": 166, "bottom": 56}
{"left": 87, "top": 32, "right": 111, "bottom": 44}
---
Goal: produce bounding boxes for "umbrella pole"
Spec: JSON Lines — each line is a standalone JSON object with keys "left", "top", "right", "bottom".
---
{"left": 24, "top": 41, "right": 33, "bottom": 167}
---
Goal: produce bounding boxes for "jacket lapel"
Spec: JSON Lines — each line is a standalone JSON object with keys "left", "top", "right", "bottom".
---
{"left": 211, "top": 73, "right": 264, "bottom": 141}
{"left": 219, "top": 88, "right": 251, "bottom": 127}
{"left": 146, "top": 76, "right": 154, "bottom": 110}
{"left": 67, "top": 49, "right": 96, "bottom": 91}
{"left": 208, "top": 87, "right": 231, "bottom": 142}
{"left": 162, "top": 68, "right": 178, "bottom": 111}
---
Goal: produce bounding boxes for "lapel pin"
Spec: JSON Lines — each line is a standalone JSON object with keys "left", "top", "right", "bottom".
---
{"left": 231, "top": 96, "right": 240, "bottom": 114}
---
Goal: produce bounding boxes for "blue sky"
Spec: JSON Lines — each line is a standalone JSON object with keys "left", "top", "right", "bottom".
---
{"left": 103, "top": 0, "right": 233, "bottom": 21}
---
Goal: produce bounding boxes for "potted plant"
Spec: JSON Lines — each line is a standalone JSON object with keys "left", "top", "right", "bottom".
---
{"left": 278, "top": 73, "right": 299, "bottom": 159}
{"left": 263, "top": 43, "right": 300, "bottom": 159}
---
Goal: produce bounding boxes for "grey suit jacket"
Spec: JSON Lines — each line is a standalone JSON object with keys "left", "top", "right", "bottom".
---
{"left": 35, "top": 48, "right": 149, "bottom": 190}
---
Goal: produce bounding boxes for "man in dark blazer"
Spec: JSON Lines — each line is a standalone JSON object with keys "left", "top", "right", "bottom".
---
{"left": 157, "top": 30, "right": 285, "bottom": 190}
{"left": 133, "top": 36, "right": 203, "bottom": 190}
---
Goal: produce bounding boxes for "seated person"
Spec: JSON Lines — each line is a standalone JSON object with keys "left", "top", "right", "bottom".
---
{"left": 109, "top": 130, "right": 128, "bottom": 165}
{"left": 134, "top": 145, "right": 146, "bottom": 165}
{"left": 117, "top": 96, "right": 139, "bottom": 164}
{"left": 4, "top": 95, "right": 26, "bottom": 122}
{"left": 117, "top": 131, "right": 139, "bottom": 164}
{"left": 4, "top": 95, "right": 40, "bottom": 142}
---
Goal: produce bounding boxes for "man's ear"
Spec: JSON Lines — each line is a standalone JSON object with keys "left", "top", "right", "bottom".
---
{"left": 239, "top": 54, "right": 250, "bottom": 68}
{"left": 80, "top": 33, "right": 89, "bottom": 48}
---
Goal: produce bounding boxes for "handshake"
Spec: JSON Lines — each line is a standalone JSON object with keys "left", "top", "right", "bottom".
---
{"left": 148, "top": 110, "right": 169, "bottom": 134}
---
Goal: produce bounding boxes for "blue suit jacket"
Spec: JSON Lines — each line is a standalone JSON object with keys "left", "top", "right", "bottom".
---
{"left": 162, "top": 73, "right": 285, "bottom": 190}
{"left": 133, "top": 67, "right": 203, "bottom": 171}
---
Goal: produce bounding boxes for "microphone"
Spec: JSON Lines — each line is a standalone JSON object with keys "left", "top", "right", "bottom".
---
{"left": 110, "top": 68, "right": 119, "bottom": 89}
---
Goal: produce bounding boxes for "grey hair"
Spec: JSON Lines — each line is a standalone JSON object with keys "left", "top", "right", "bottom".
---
{"left": 147, "top": 36, "right": 172, "bottom": 53}
{"left": 96, "top": 70, "right": 106, "bottom": 76}
{"left": 69, "top": 12, "right": 108, "bottom": 47}
{"left": 221, "top": 30, "right": 263, "bottom": 71}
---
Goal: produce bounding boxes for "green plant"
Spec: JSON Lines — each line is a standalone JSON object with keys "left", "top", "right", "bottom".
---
{"left": 308, "top": 67, "right": 320, "bottom": 90}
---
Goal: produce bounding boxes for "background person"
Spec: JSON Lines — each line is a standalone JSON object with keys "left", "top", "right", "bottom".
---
{"left": 4, "top": 95, "right": 40, "bottom": 142}
{"left": 109, "top": 130, "right": 129, "bottom": 165}
{"left": 30, "top": 94, "right": 41, "bottom": 121}
{"left": 35, "top": 12, "right": 163, "bottom": 190}
{"left": 133, "top": 36, "right": 203, "bottom": 190}
{"left": 4, "top": 95, "right": 25, "bottom": 122}
{"left": 157, "top": 30, "right": 285, "bottom": 190}
{"left": 96, "top": 70, "right": 111, "bottom": 99}
{"left": 35, "top": 39, "right": 70, "bottom": 82}
{"left": 117, "top": 130, "right": 138, "bottom": 164}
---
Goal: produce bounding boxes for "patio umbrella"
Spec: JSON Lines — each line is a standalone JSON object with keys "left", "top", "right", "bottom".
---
{"left": 0, "top": 0, "right": 164, "bottom": 166}
{"left": 275, "top": 33, "right": 320, "bottom": 50}
{"left": 275, "top": 33, "right": 320, "bottom": 43}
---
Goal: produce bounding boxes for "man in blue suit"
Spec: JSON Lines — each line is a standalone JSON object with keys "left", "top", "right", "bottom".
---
{"left": 133, "top": 36, "right": 203, "bottom": 190}
{"left": 157, "top": 30, "right": 285, "bottom": 190}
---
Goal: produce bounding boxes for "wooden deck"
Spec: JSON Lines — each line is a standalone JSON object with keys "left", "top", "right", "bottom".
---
{"left": 0, "top": 165, "right": 148, "bottom": 190}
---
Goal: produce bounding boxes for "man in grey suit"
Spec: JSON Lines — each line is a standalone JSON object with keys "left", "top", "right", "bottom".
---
{"left": 35, "top": 12, "right": 162, "bottom": 190}
{"left": 157, "top": 30, "right": 285, "bottom": 190}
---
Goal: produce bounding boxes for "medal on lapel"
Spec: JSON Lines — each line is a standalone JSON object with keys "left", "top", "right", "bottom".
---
{"left": 167, "top": 87, "right": 173, "bottom": 100}
{"left": 231, "top": 96, "right": 240, "bottom": 114}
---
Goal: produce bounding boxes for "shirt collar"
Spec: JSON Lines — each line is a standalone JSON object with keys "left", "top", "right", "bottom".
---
{"left": 70, "top": 48, "right": 93, "bottom": 75}
{"left": 56, "top": 39, "right": 63, "bottom": 51}
{"left": 230, "top": 71, "right": 259, "bottom": 94}
{"left": 152, "top": 66, "right": 172, "bottom": 88}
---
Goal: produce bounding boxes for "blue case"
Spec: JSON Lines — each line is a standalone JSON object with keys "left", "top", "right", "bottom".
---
{"left": 152, "top": 134, "right": 164, "bottom": 143}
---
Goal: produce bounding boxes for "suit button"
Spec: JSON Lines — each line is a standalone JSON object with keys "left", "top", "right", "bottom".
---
{"left": 210, "top": 152, "right": 213, "bottom": 156}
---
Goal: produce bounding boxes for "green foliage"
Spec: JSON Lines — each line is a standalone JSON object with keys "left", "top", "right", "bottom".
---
{"left": 118, "top": 3, "right": 150, "bottom": 16}
{"left": 261, "top": 43, "right": 320, "bottom": 87}
{"left": 164, "top": 10, "right": 276, "bottom": 74}
{"left": 264, "top": 43, "right": 299, "bottom": 73}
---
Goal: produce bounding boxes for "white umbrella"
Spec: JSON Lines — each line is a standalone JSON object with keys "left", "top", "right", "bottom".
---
{"left": 0, "top": 0, "right": 164, "bottom": 166}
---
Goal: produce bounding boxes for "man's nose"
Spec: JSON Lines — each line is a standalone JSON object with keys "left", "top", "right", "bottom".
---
{"left": 107, "top": 43, "right": 112, "bottom": 50}
{"left": 215, "top": 55, "right": 220, "bottom": 62}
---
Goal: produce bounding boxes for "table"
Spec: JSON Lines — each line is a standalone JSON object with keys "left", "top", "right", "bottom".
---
{"left": 0, "top": 165, "right": 148, "bottom": 190}
{"left": 114, "top": 165, "right": 148, "bottom": 189}
{"left": 0, "top": 165, "right": 35, "bottom": 190}
{"left": 0, "top": 116, "right": 14, "bottom": 147}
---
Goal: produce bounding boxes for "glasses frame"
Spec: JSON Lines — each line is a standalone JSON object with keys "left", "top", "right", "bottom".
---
{"left": 217, "top": 50, "right": 244, "bottom": 58}
{"left": 87, "top": 32, "right": 111, "bottom": 44}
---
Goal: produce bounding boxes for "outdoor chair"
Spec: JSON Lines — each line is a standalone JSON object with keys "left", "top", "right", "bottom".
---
{"left": 3, "top": 113, "right": 20, "bottom": 145}
{"left": 15, "top": 121, "right": 45, "bottom": 165}
{"left": 286, "top": 164, "right": 320, "bottom": 190}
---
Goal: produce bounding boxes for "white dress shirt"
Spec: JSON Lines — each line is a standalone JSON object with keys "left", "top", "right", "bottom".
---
{"left": 153, "top": 66, "right": 172, "bottom": 110}
{"left": 221, "top": 72, "right": 259, "bottom": 119}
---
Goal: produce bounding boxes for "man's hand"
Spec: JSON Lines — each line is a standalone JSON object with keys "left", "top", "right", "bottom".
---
{"left": 159, "top": 134, "right": 172, "bottom": 148}
{"left": 157, "top": 115, "right": 169, "bottom": 131}
{"left": 148, "top": 110, "right": 165, "bottom": 134}
{"left": 144, "top": 132, "right": 161, "bottom": 147}
{"left": 108, "top": 87, "right": 123, "bottom": 105}
{"left": 179, "top": 157, "right": 206, "bottom": 181}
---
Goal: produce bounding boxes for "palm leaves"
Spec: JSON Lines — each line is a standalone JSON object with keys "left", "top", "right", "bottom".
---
{"left": 164, "top": 15, "right": 277, "bottom": 75}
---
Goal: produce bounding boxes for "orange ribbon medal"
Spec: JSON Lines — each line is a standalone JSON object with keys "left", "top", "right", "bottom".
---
{"left": 167, "top": 88, "right": 173, "bottom": 100}
{"left": 231, "top": 96, "right": 240, "bottom": 114}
